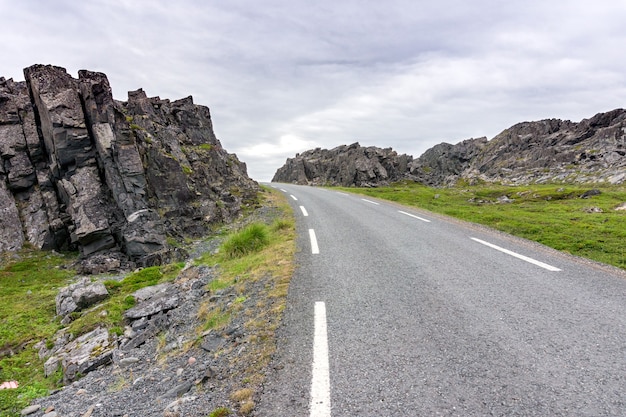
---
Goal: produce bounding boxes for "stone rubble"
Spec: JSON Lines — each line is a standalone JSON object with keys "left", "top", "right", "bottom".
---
{"left": 24, "top": 204, "right": 285, "bottom": 416}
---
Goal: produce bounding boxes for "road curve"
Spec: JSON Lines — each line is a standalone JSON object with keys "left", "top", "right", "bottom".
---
{"left": 256, "top": 183, "right": 626, "bottom": 416}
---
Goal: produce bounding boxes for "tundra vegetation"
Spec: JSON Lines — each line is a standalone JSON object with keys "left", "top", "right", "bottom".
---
{"left": 338, "top": 181, "right": 626, "bottom": 270}
{"left": 0, "top": 187, "right": 295, "bottom": 417}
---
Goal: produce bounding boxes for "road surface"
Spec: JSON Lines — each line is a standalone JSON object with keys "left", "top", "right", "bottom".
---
{"left": 256, "top": 183, "right": 626, "bottom": 416}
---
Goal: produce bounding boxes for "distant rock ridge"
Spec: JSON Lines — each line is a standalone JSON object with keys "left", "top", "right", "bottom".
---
{"left": 0, "top": 64, "right": 258, "bottom": 272}
{"left": 271, "top": 142, "right": 414, "bottom": 186}
{"left": 272, "top": 109, "right": 626, "bottom": 187}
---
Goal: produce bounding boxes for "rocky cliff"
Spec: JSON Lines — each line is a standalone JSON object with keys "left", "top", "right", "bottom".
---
{"left": 273, "top": 109, "right": 626, "bottom": 187}
{"left": 0, "top": 65, "right": 258, "bottom": 272}
{"left": 271, "top": 142, "right": 414, "bottom": 186}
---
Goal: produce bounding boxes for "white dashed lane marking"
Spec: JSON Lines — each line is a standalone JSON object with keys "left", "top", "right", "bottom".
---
{"left": 309, "top": 229, "right": 320, "bottom": 254}
{"left": 471, "top": 237, "right": 561, "bottom": 271}
{"left": 398, "top": 210, "right": 431, "bottom": 223}
{"left": 361, "top": 198, "right": 379, "bottom": 205}
{"left": 310, "top": 301, "right": 331, "bottom": 417}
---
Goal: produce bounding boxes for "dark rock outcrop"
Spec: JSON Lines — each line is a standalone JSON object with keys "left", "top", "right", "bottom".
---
{"left": 408, "top": 137, "right": 489, "bottom": 186}
{"left": 271, "top": 142, "right": 414, "bottom": 186}
{"left": 411, "top": 110, "right": 626, "bottom": 186}
{"left": 0, "top": 65, "right": 258, "bottom": 271}
{"left": 273, "top": 109, "right": 626, "bottom": 187}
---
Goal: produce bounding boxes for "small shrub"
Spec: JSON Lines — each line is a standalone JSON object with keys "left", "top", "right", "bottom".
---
{"left": 208, "top": 407, "right": 231, "bottom": 417}
{"left": 240, "top": 401, "right": 255, "bottom": 415}
{"left": 220, "top": 223, "right": 270, "bottom": 258}
{"left": 231, "top": 388, "right": 255, "bottom": 415}
{"left": 271, "top": 218, "right": 293, "bottom": 231}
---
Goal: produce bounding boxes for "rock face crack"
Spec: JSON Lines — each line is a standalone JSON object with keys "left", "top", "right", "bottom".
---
{"left": 0, "top": 65, "right": 259, "bottom": 272}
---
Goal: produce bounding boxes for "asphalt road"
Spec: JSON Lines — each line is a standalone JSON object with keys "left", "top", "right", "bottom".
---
{"left": 256, "top": 183, "right": 626, "bottom": 416}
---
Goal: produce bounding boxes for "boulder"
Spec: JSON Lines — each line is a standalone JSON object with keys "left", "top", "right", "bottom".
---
{"left": 58, "top": 327, "right": 114, "bottom": 382}
{"left": 124, "top": 290, "right": 180, "bottom": 320}
{"left": 55, "top": 277, "right": 109, "bottom": 317}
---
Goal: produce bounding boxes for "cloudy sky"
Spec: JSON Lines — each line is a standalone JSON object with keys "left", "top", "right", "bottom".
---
{"left": 2, "top": 0, "right": 625, "bottom": 181}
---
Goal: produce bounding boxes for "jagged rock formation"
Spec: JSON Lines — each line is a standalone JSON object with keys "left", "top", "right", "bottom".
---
{"left": 408, "top": 137, "right": 489, "bottom": 186}
{"left": 0, "top": 65, "right": 258, "bottom": 272}
{"left": 271, "top": 142, "right": 414, "bottom": 186}
{"left": 410, "top": 109, "right": 626, "bottom": 186}
{"left": 273, "top": 109, "right": 626, "bottom": 187}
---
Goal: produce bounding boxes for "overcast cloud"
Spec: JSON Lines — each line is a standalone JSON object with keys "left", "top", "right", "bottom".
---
{"left": 2, "top": 0, "right": 625, "bottom": 181}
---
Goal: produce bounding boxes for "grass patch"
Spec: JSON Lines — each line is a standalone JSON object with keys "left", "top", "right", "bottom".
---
{"left": 230, "top": 388, "right": 255, "bottom": 415}
{"left": 219, "top": 223, "right": 270, "bottom": 259}
{"left": 337, "top": 182, "right": 626, "bottom": 269}
{"left": 0, "top": 250, "right": 77, "bottom": 416}
{"left": 208, "top": 407, "right": 231, "bottom": 417}
{"left": 198, "top": 306, "right": 231, "bottom": 332}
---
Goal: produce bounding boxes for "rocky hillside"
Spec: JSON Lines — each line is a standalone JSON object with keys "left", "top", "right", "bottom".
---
{"left": 411, "top": 109, "right": 626, "bottom": 186}
{"left": 0, "top": 65, "right": 258, "bottom": 273}
{"left": 272, "top": 109, "right": 626, "bottom": 187}
{"left": 271, "top": 142, "right": 413, "bottom": 186}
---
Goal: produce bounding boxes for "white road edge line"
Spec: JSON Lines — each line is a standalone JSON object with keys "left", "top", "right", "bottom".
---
{"left": 300, "top": 206, "right": 309, "bottom": 216}
{"left": 336, "top": 192, "right": 349, "bottom": 196}
{"left": 361, "top": 198, "right": 380, "bottom": 205}
{"left": 291, "top": 194, "right": 299, "bottom": 201}
{"left": 471, "top": 237, "right": 561, "bottom": 271}
{"left": 398, "top": 210, "right": 431, "bottom": 223}
{"left": 309, "top": 229, "right": 320, "bottom": 254}
{"left": 280, "top": 188, "right": 287, "bottom": 193}
{"left": 310, "top": 301, "right": 331, "bottom": 417}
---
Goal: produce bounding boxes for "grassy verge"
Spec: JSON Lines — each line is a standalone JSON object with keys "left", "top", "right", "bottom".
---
{"left": 337, "top": 182, "right": 626, "bottom": 270}
{"left": 196, "top": 186, "right": 296, "bottom": 415}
